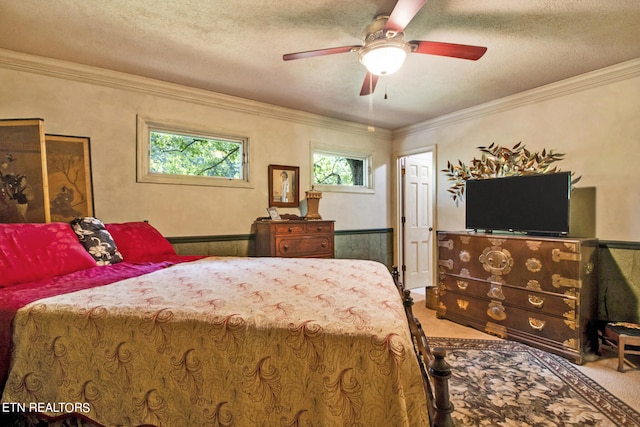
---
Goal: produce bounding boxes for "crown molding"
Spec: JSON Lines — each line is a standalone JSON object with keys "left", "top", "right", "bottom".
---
{"left": 0, "top": 48, "right": 392, "bottom": 141}
{"left": 394, "top": 57, "right": 640, "bottom": 137}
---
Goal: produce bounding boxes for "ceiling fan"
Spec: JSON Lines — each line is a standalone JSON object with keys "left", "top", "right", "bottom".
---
{"left": 283, "top": 0, "right": 487, "bottom": 96}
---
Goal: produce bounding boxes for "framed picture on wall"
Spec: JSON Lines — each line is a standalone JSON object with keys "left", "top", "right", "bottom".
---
{"left": 0, "top": 118, "right": 49, "bottom": 223}
{"left": 268, "top": 164, "right": 299, "bottom": 208}
{"left": 45, "top": 134, "right": 94, "bottom": 222}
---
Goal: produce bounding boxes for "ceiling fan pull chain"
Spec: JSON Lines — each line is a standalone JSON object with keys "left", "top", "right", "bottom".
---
{"left": 368, "top": 79, "right": 375, "bottom": 132}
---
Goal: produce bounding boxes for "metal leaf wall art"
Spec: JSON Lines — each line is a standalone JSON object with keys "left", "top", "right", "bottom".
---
{"left": 442, "top": 142, "right": 581, "bottom": 202}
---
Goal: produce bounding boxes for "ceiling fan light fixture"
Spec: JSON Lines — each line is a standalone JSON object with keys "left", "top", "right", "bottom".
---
{"left": 359, "top": 40, "right": 410, "bottom": 76}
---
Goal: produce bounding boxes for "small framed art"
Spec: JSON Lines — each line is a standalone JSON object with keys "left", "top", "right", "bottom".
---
{"left": 45, "top": 134, "right": 94, "bottom": 221}
{"left": 266, "top": 207, "right": 281, "bottom": 220}
{"left": 268, "top": 164, "right": 299, "bottom": 208}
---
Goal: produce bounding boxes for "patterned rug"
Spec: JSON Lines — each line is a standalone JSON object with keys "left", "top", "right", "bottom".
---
{"left": 429, "top": 338, "right": 640, "bottom": 427}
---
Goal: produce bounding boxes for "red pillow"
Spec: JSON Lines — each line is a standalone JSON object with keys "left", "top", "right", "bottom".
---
{"left": 0, "top": 222, "right": 97, "bottom": 287}
{"left": 104, "top": 222, "right": 176, "bottom": 263}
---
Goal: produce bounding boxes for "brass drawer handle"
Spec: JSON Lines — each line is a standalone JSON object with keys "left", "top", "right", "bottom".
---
{"left": 529, "top": 318, "right": 546, "bottom": 331}
{"left": 456, "top": 280, "right": 468, "bottom": 290}
{"left": 317, "top": 226, "right": 323, "bottom": 231}
{"left": 283, "top": 245, "right": 289, "bottom": 251}
{"left": 288, "top": 227, "right": 293, "bottom": 232}
{"left": 528, "top": 295, "right": 544, "bottom": 308}
{"left": 321, "top": 242, "right": 327, "bottom": 247}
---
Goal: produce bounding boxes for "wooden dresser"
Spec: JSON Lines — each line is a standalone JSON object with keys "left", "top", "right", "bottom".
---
{"left": 254, "top": 219, "right": 334, "bottom": 258}
{"left": 436, "top": 231, "right": 599, "bottom": 364}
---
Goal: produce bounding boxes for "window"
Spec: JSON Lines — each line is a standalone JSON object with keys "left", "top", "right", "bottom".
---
{"left": 137, "top": 116, "right": 251, "bottom": 188}
{"left": 311, "top": 143, "right": 373, "bottom": 193}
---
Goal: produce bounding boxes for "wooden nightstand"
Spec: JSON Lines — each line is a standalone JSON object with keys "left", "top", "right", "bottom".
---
{"left": 254, "top": 219, "right": 334, "bottom": 258}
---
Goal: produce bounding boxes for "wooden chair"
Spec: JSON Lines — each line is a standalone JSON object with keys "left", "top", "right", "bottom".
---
{"left": 602, "top": 322, "right": 640, "bottom": 372}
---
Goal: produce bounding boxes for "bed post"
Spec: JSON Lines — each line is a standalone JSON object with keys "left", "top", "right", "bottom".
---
{"left": 391, "top": 267, "right": 455, "bottom": 427}
{"left": 391, "top": 266, "right": 401, "bottom": 293}
{"left": 430, "top": 348, "right": 455, "bottom": 427}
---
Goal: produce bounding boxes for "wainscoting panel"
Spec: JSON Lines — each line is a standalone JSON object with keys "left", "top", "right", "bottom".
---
{"left": 169, "top": 235, "right": 254, "bottom": 257}
{"left": 599, "top": 241, "right": 640, "bottom": 323}
{"left": 334, "top": 228, "right": 394, "bottom": 267}
{"left": 168, "top": 228, "right": 394, "bottom": 268}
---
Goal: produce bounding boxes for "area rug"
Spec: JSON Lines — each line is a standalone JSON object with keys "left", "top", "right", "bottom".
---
{"left": 428, "top": 337, "right": 640, "bottom": 427}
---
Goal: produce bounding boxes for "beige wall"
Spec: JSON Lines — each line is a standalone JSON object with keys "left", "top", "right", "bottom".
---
{"left": 0, "top": 50, "right": 393, "bottom": 237}
{"left": 2, "top": 50, "right": 639, "bottom": 242}
{"left": 393, "top": 59, "right": 640, "bottom": 242}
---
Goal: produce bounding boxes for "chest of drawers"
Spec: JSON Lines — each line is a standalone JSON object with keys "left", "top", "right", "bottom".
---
{"left": 436, "top": 231, "right": 599, "bottom": 363}
{"left": 254, "top": 220, "right": 334, "bottom": 258}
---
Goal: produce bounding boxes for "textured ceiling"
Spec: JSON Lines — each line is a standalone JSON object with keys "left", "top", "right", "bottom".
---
{"left": 1, "top": 0, "right": 640, "bottom": 129}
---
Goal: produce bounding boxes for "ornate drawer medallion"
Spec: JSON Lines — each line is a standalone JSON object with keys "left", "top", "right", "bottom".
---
{"left": 525, "top": 258, "right": 542, "bottom": 272}
{"left": 525, "top": 240, "right": 542, "bottom": 251}
{"left": 487, "top": 301, "right": 507, "bottom": 321}
{"left": 459, "top": 250, "right": 471, "bottom": 262}
{"left": 487, "top": 284, "right": 505, "bottom": 300}
{"left": 479, "top": 246, "right": 514, "bottom": 276}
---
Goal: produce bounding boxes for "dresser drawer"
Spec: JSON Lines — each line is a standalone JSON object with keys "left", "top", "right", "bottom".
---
{"left": 305, "top": 222, "right": 333, "bottom": 234}
{"left": 439, "top": 290, "right": 580, "bottom": 351}
{"left": 437, "top": 232, "right": 597, "bottom": 292}
{"left": 276, "top": 236, "right": 333, "bottom": 257}
{"left": 271, "top": 222, "right": 333, "bottom": 235}
{"left": 440, "top": 274, "right": 578, "bottom": 319}
{"left": 273, "top": 223, "right": 306, "bottom": 234}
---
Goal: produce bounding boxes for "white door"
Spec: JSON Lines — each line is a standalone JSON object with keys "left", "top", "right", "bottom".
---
{"left": 402, "top": 153, "right": 434, "bottom": 289}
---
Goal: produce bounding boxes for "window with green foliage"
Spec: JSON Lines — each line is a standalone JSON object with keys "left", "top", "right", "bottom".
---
{"left": 137, "top": 116, "right": 251, "bottom": 188}
{"left": 149, "top": 131, "right": 243, "bottom": 179}
{"left": 311, "top": 144, "right": 373, "bottom": 193}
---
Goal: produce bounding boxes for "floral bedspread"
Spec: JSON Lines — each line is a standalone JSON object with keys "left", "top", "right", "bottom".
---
{"left": 2, "top": 257, "right": 429, "bottom": 427}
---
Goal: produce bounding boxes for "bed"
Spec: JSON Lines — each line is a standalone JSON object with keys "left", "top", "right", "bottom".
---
{"left": 0, "top": 220, "right": 453, "bottom": 426}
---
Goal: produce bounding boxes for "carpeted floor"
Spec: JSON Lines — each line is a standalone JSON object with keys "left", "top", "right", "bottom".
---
{"left": 429, "top": 337, "right": 640, "bottom": 427}
{"left": 413, "top": 293, "right": 640, "bottom": 426}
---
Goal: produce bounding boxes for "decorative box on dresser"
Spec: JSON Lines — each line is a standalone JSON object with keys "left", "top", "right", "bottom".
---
{"left": 436, "top": 231, "right": 599, "bottom": 364}
{"left": 254, "top": 219, "right": 335, "bottom": 258}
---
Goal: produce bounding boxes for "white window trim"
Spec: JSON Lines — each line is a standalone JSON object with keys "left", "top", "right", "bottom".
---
{"left": 310, "top": 141, "right": 374, "bottom": 194}
{"left": 136, "top": 115, "right": 253, "bottom": 188}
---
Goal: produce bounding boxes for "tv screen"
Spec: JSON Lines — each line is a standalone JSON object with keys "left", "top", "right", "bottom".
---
{"left": 465, "top": 172, "right": 571, "bottom": 235}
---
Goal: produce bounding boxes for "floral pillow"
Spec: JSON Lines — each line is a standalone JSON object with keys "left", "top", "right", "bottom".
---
{"left": 70, "top": 217, "right": 123, "bottom": 265}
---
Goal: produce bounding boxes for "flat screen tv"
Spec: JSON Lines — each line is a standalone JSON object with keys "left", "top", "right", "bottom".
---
{"left": 465, "top": 172, "right": 571, "bottom": 235}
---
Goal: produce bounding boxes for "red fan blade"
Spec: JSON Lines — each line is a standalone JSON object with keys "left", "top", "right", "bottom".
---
{"left": 410, "top": 41, "right": 487, "bottom": 60}
{"left": 359, "top": 72, "right": 379, "bottom": 96}
{"left": 283, "top": 45, "right": 361, "bottom": 61}
{"left": 385, "top": 0, "right": 427, "bottom": 32}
